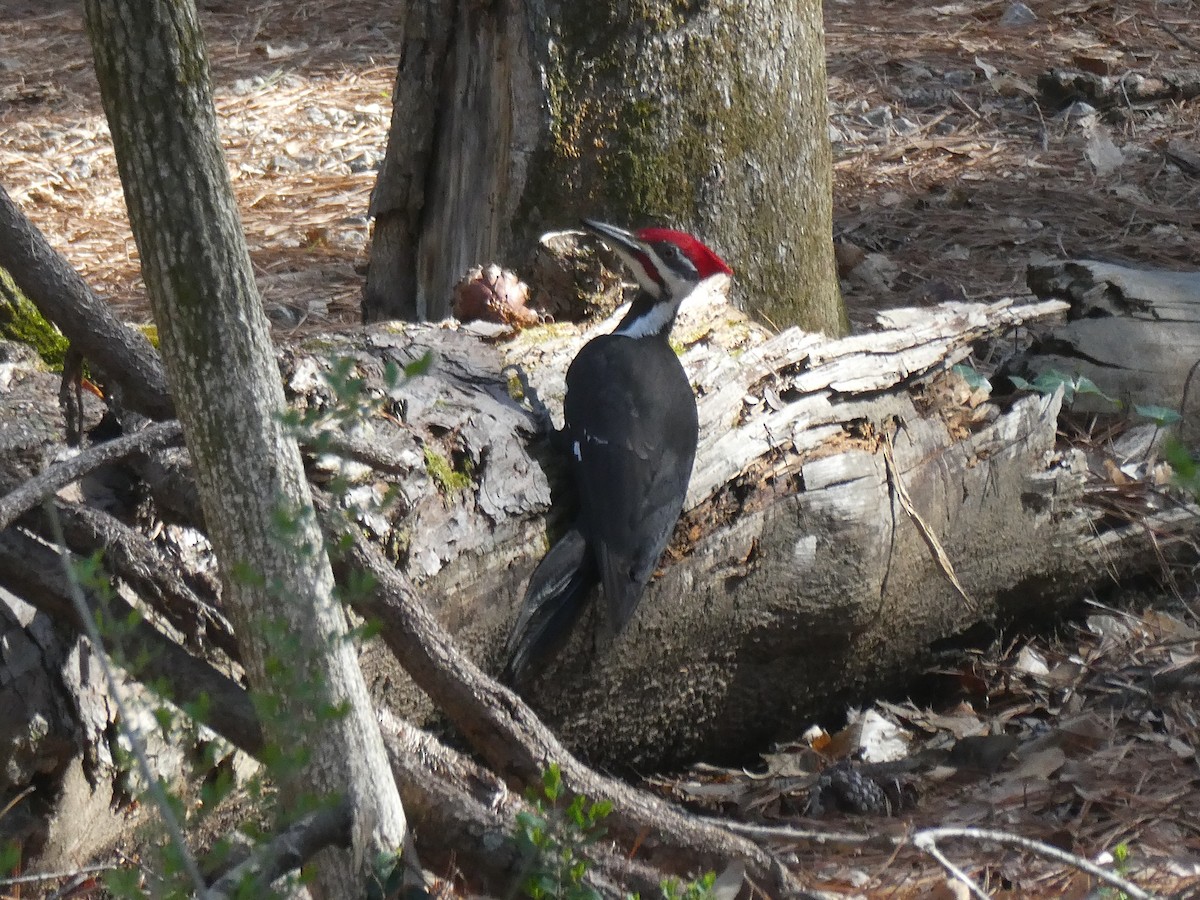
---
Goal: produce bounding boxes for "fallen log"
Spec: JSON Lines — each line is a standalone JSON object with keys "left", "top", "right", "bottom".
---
{"left": 3, "top": 284, "right": 1194, "bottom": 782}
{"left": 265, "top": 285, "right": 1191, "bottom": 770}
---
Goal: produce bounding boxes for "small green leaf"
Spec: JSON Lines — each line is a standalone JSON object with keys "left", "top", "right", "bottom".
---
{"left": 104, "top": 866, "right": 143, "bottom": 896}
{"left": 0, "top": 842, "right": 20, "bottom": 876}
{"left": 589, "top": 799, "right": 613, "bottom": 820}
{"left": 1031, "top": 370, "right": 1073, "bottom": 399}
{"left": 952, "top": 364, "right": 991, "bottom": 392}
{"left": 1134, "top": 404, "right": 1182, "bottom": 425}
{"left": 542, "top": 763, "right": 563, "bottom": 802}
{"left": 1071, "top": 375, "right": 1116, "bottom": 404}
{"left": 404, "top": 351, "right": 433, "bottom": 378}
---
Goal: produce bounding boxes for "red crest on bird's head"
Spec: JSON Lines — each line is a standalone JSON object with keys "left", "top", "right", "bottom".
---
{"left": 636, "top": 228, "right": 733, "bottom": 279}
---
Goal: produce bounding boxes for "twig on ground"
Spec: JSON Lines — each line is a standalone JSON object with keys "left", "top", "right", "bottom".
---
{"left": 914, "top": 834, "right": 991, "bottom": 900}
{"left": 917, "top": 827, "right": 1157, "bottom": 900}
{"left": 1153, "top": 18, "right": 1200, "bottom": 54}
{"left": 0, "top": 862, "right": 117, "bottom": 887}
{"left": 718, "top": 820, "right": 1158, "bottom": 900}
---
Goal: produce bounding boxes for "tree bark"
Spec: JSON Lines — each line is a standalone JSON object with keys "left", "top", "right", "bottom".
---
{"left": 81, "top": 3, "right": 409, "bottom": 895}
{"left": 363, "top": 0, "right": 843, "bottom": 334}
{"left": 362, "top": 0, "right": 456, "bottom": 323}
{"left": 3, "top": 283, "right": 1194, "bottom": 887}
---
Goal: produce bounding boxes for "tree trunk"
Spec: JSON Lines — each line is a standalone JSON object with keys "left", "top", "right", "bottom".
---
{"left": 81, "top": 3, "right": 408, "bottom": 895}
{"left": 363, "top": 0, "right": 843, "bottom": 334}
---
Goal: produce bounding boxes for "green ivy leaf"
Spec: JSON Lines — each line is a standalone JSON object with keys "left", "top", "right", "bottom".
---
{"left": 1134, "top": 404, "right": 1182, "bottom": 425}
{"left": 1071, "top": 375, "right": 1116, "bottom": 404}
{"left": 952, "top": 364, "right": 991, "bottom": 392}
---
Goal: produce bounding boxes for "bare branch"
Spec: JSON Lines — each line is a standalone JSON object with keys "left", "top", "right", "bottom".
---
{"left": 31, "top": 501, "right": 239, "bottom": 662}
{"left": 0, "top": 528, "right": 263, "bottom": 754}
{"left": 0, "top": 420, "right": 183, "bottom": 530}
{"left": 41, "top": 501, "right": 210, "bottom": 897}
{"left": 718, "top": 820, "right": 1158, "bottom": 899}
{"left": 0, "top": 181, "right": 173, "bottom": 420}
{"left": 913, "top": 835, "right": 991, "bottom": 900}
{"left": 916, "top": 827, "right": 1157, "bottom": 900}
{"left": 327, "top": 510, "right": 811, "bottom": 897}
{"left": 207, "top": 803, "right": 351, "bottom": 898}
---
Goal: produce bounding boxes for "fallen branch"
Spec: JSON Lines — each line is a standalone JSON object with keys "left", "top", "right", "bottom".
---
{"left": 42, "top": 502, "right": 209, "bottom": 897}
{"left": 0, "top": 181, "right": 174, "bottom": 420}
{"left": 29, "top": 501, "right": 239, "bottom": 662}
{"left": 0, "top": 528, "right": 263, "bottom": 754}
{"left": 915, "top": 827, "right": 1156, "bottom": 900}
{"left": 717, "top": 820, "right": 1157, "bottom": 899}
{"left": 914, "top": 834, "right": 991, "bottom": 900}
{"left": 0, "top": 420, "right": 183, "bottom": 530}
{"left": 207, "top": 803, "right": 351, "bottom": 898}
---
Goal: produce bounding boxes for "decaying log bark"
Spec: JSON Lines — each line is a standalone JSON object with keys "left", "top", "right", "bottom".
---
{"left": 7, "top": 281, "right": 1196, "bottom": 779}
{"left": 1037, "top": 67, "right": 1200, "bottom": 110}
{"left": 4, "top": 282, "right": 1198, "bottom": 880}
{"left": 259, "top": 284, "right": 1194, "bottom": 770}
{"left": 1026, "top": 259, "right": 1200, "bottom": 440}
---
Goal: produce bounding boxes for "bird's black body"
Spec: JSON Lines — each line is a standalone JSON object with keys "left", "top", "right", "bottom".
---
{"left": 565, "top": 331, "right": 699, "bottom": 626}
{"left": 502, "top": 221, "right": 730, "bottom": 682}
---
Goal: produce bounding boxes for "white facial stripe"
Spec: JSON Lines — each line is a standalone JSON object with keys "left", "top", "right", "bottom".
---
{"left": 614, "top": 297, "right": 682, "bottom": 338}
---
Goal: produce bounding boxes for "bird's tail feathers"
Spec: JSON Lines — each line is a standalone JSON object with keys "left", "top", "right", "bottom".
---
{"left": 501, "top": 527, "right": 596, "bottom": 684}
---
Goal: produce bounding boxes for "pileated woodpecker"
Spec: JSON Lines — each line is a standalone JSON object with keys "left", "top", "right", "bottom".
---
{"left": 502, "top": 220, "right": 732, "bottom": 682}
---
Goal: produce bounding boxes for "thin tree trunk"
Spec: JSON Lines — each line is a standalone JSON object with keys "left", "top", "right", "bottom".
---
{"left": 81, "top": 3, "right": 409, "bottom": 895}
{"left": 363, "top": 0, "right": 843, "bottom": 333}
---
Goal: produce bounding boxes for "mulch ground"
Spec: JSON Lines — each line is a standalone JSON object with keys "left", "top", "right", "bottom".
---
{"left": 2, "top": 0, "right": 1200, "bottom": 897}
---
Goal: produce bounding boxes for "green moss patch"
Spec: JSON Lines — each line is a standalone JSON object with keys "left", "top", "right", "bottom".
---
{"left": 0, "top": 268, "right": 69, "bottom": 370}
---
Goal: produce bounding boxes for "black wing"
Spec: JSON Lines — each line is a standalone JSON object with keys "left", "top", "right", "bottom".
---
{"left": 563, "top": 334, "right": 698, "bottom": 632}
{"left": 501, "top": 526, "right": 596, "bottom": 683}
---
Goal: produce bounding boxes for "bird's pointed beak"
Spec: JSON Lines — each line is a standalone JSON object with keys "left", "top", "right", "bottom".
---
{"left": 581, "top": 219, "right": 647, "bottom": 258}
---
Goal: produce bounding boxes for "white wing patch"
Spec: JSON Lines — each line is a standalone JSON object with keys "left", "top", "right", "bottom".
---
{"left": 572, "top": 440, "right": 582, "bottom": 461}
